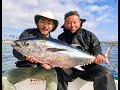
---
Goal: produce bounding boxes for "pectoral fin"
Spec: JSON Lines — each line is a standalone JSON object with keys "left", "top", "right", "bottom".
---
{"left": 46, "top": 48, "right": 67, "bottom": 52}
{"left": 74, "top": 65, "right": 85, "bottom": 71}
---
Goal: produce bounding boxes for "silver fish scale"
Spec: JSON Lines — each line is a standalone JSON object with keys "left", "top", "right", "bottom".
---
{"left": 12, "top": 38, "right": 96, "bottom": 68}
{"left": 38, "top": 51, "right": 95, "bottom": 68}
{"left": 11, "top": 38, "right": 118, "bottom": 73}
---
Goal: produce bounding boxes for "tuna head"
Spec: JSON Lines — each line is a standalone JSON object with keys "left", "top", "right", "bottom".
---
{"left": 11, "top": 38, "right": 48, "bottom": 57}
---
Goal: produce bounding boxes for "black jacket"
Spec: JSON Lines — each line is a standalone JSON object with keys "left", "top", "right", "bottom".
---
{"left": 13, "top": 28, "right": 51, "bottom": 67}
{"left": 58, "top": 28, "right": 102, "bottom": 56}
{"left": 58, "top": 28, "right": 103, "bottom": 71}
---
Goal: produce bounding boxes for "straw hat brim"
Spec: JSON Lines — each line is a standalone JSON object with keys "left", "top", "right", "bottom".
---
{"left": 35, "top": 15, "right": 58, "bottom": 32}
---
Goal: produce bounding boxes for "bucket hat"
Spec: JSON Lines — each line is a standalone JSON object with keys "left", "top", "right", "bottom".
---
{"left": 35, "top": 11, "right": 58, "bottom": 32}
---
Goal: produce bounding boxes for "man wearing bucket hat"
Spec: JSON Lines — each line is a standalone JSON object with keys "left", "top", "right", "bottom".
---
{"left": 2, "top": 11, "right": 59, "bottom": 90}
{"left": 56, "top": 11, "right": 116, "bottom": 90}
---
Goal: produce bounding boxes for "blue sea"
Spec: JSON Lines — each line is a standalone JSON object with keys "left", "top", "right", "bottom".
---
{"left": 2, "top": 43, "right": 118, "bottom": 80}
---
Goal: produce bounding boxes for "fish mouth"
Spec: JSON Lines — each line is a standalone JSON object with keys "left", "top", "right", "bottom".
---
{"left": 11, "top": 41, "right": 21, "bottom": 48}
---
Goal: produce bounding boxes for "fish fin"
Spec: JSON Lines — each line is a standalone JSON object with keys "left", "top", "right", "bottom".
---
{"left": 105, "top": 45, "right": 118, "bottom": 74}
{"left": 71, "top": 44, "right": 81, "bottom": 48}
{"left": 46, "top": 48, "right": 67, "bottom": 52}
{"left": 74, "top": 66, "right": 85, "bottom": 71}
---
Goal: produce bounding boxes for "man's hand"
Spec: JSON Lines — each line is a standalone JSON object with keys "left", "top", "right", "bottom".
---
{"left": 94, "top": 54, "right": 106, "bottom": 64}
{"left": 27, "top": 55, "right": 52, "bottom": 70}
{"left": 26, "top": 55, "right": 38, "bottom": 63}
{"left": 42, "top": 63, "right": 52, "bottom": 70}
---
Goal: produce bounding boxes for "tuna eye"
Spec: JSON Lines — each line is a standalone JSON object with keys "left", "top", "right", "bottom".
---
{"left": 24, "top": 42, "right": 29, "bottom": 46}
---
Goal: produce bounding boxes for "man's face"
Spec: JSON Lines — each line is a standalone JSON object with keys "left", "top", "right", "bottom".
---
{"left": 64, "top": 15, "right": 81, "bottom": 33}
{"left": 37, "top": 17, "right": 54, "bottom": 35}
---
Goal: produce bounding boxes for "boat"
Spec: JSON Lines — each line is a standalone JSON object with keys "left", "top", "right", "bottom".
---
{"left": 15, "top": 78, "right": 118, "bottom": 90}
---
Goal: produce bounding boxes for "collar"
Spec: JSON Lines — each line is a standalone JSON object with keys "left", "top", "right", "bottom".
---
{"left": 35, "top": 28, "right": 51, "bottom": 38}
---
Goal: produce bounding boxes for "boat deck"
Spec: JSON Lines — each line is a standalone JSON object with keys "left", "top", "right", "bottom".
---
{"left": 15, "top": 78, "right": 118, "bottom": 90}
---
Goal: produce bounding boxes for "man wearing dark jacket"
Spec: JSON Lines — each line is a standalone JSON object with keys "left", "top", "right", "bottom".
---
{"left": 57, "top": 11, "right": 116, "bottom": 90}
{"left": 2, "top": 11, "right": 58, "bottom": 90}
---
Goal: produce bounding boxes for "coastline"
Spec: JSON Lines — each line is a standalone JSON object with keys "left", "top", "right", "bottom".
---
{"left": 2, "top": 40, "right": 13, "bottom": 44}
{"left": 2, "top": 40, "right": 118, "bottom": 45}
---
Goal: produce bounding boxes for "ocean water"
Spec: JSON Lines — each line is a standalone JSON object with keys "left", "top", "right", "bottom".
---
{"left": 2, "top": 43, "right": 118, "bottom": 80}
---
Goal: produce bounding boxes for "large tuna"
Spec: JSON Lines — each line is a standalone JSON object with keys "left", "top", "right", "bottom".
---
{"left": 11, "top": 38, "right": 118, "bottom": 73}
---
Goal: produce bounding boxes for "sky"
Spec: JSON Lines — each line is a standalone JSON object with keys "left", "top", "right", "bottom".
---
{"left": 2, "top": 0, "right": 118, "bottom": 41}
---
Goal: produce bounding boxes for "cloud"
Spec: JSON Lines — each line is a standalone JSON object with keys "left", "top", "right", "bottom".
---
{"left": 2, "top": 0, "right": 114, "bottom": 28}
{"left": 96, "top": 13, "right": 112, "bottom": 23}
{"left": 88, "top": 5, "right": 111, "bottom": 13}
{"left": 83, "top": 21, "right": 96, "bottom": 31}
{"left": 2, "top": 0, "right": 118, "bottom": 40}
{"left": 84, "top": 0, "right": 106, "bottom": 4}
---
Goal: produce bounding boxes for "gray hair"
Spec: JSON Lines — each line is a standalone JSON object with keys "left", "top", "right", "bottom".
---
{"left": 64, "top": 11, "right": 80, "bottom": 19}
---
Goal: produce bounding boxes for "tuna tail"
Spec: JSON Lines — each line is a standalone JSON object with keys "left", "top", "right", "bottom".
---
{"left": 105, "top": 45, "right": 118, "bottom": 74}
